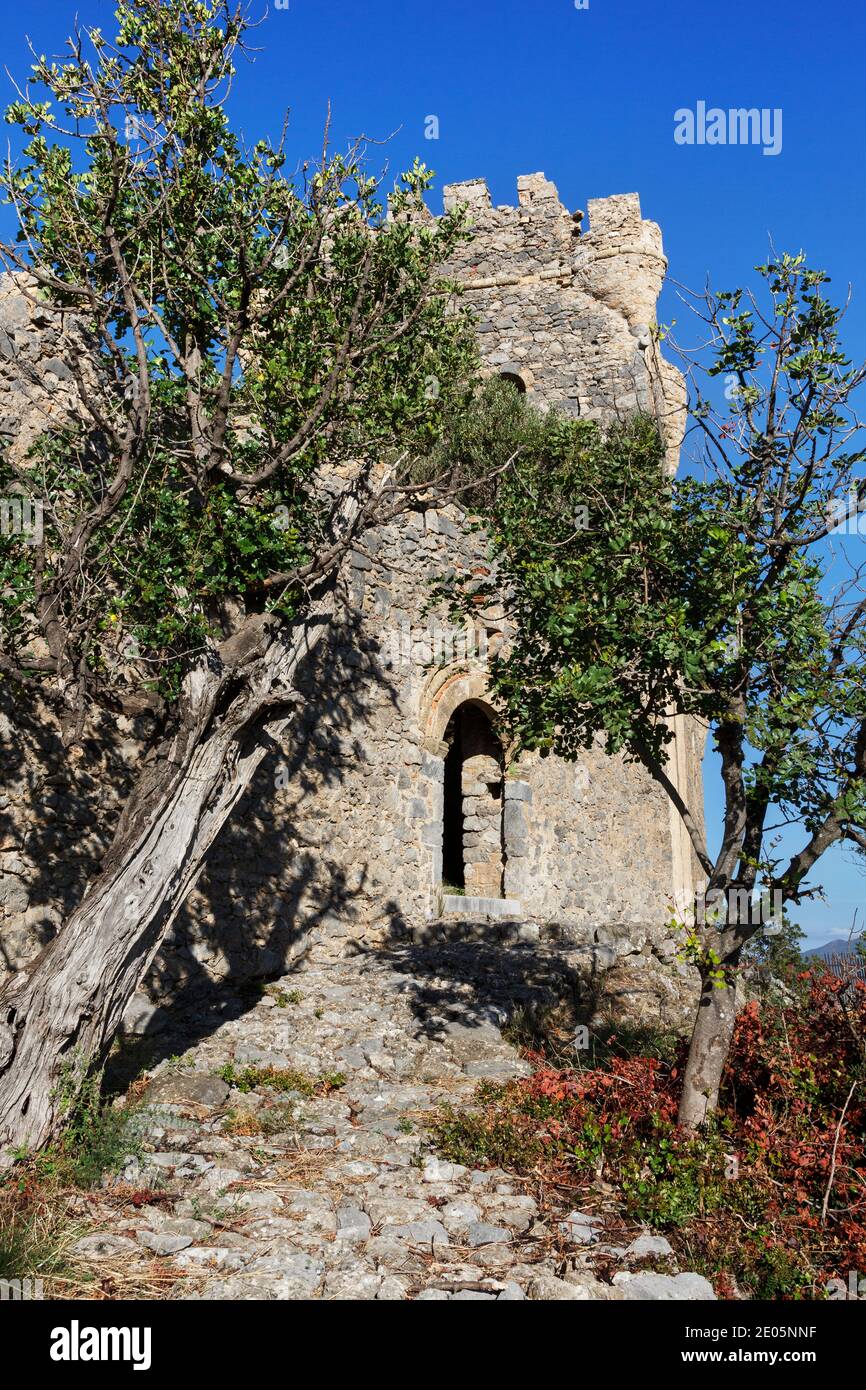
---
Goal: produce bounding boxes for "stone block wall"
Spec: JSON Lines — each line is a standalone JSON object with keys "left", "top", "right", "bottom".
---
{"left": 153, "top": 505, "right": 699, "bottom": 962}
{"left": 461, "top": 754, "right": 504, "bottom": 899}
{"left": 0, "top": 496, "right": 703, "bottom": 1009}
{"left": 440, "top": 173, "right": 686, "bottom": 472}
{"left": 0, "top": 175, "right": 705, "bottom": 1022}
{"left": 0, "top": 274, "right": 102, "bottom": 469}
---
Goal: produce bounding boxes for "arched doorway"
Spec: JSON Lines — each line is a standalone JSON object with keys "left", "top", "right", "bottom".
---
{"left": 441, "top": 700, "right": 505, "bottom": 898}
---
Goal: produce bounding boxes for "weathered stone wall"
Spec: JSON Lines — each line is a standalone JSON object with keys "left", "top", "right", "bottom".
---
{"left": 440, "top": 174, "right": 686, "bottom": 472}
{"left": 462, "top": 753, "right": 504, "bottom": 899}
{"left": 0, "top": 175, "right": 704, "bottom": 1034}
{"left": 0, "top": 492, "right": 701, "bottom": 1031}
{"left": 152, "top": 503, "right": 698, "bottom": 1008}
{"left": 0, "top": 274, "right": 101, "bottom": 469}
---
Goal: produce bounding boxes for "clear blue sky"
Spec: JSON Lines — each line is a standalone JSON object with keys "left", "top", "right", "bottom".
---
{"left": 0, "top": 0, "right": 863, "bottom": 945}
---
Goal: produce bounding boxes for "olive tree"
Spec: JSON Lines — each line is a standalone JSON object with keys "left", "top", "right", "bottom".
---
{"left": 0, "top": 0, "right": 477, "bottom": 1154}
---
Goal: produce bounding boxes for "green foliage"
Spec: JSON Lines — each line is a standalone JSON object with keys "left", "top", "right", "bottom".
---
{"left": 216, "top": 1061, "right": 345, "bottom": 1096}
{"left": 0, "top": 1064, "right": 143, "bottom": 1288}
{"left": 579, "top": 1023, "right": 681, "bottom": 1067}
{"left": 1, "top": 436, "right": 314, "bottom": 699}
{"left": 412, "top": 372, "right": 594, "bottom": 507}
{"left": 433, "top": 971, "right": 866, "bottom": 1299}
{"left": 434, "top": 1099, "right": 546, "bottom": 1171}
{"left": 433, "top": 1061, "right": 739, "bottom": 1231}
{"left": 2, "top": 1066, "right": 143, "bottom": 1192}
{"left": 435, "top": 380, "right": 679, "bottom": 764}
{"left": 0, "top": 0, "right": 478, "bottom": 707}
{"left": 265, "top": 986, "right": 303, "bottom": 1007}
{"left": 53, "top": 1074, "right": 144, "bottom": 1189}
{"left": 671, "top": 918, "right": 727, "bottom": 986}
{"left": 446, "top": 259, "right": 866, "bottom": 938}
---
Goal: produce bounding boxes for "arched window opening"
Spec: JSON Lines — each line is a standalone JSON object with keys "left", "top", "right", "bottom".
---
{"left": 499, "top": 370, "right": 527, "bottom": 395}
{"left": 441, "top": 701, "right": 505, "bottom": 898}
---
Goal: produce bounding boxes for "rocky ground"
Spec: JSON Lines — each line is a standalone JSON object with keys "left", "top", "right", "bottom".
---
{"left": 71, "top": 934, "right": 716, "bottom": 1302}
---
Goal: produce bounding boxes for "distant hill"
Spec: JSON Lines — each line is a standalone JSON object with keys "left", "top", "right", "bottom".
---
{"left": 805, "top": 937, "right": 865, "bottom": 960}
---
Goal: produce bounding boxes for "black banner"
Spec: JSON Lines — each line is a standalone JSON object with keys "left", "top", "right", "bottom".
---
{"left": 2, "top": 1295, "right": 858, "bottom": 1376}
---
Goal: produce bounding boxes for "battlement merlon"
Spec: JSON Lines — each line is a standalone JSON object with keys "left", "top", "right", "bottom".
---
{"left": 441, "top": 175, "right": 668, "bottom": 329}
{"left": 442, "top": 171, "right": 562, "bottom": 213}
{"left": 438, "top": 174, "right": 685, "bottom": 474}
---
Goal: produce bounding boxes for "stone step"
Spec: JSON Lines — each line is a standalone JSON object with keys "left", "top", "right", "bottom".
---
{"left": 441, "top": 895, "right": 523, "bottom": 919}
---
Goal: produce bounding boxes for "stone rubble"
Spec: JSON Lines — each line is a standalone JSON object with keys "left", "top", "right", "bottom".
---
{"left": 74, "top": 938, "right": 716, "bottom": 1303}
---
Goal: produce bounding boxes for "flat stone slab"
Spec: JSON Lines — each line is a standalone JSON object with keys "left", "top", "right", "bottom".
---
{"left": 626, "top": 1233, "right": 674, "bottom": 1261}
{"left": 138, "top": 1230, "right": 194, "bottom": 1256}
{"left": 144, "top": 1071, "right": 230, "bottom": 1110}
{"left": 466, "top": 1222, "right": 512, "bottom": 1247}
{"left": 613, "top": 1271, "right": 716, "bottom": 1301}
{"left": 74, "top": 1234, "right": 139, "bottom": 1259}
{"left": 442, "top": 897, "right": 523, "bottom": 918}
{"left": 559, "top": 1210, "right": 602, "bottom": 1245}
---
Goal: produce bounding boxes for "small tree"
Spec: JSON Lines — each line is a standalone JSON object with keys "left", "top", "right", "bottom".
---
{"left": 0, "top": 0, "right": 477, "bottom": 1153}
{"left": 444, "top": 255, "right": 866, "bottom": 1130}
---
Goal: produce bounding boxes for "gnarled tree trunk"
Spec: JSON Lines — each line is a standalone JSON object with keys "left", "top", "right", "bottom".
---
{"left": 677, "top": 961, "right": 739, "bottom": 1132}
{"left": 0, "top": 590, "right": 335, "bottom": 1159}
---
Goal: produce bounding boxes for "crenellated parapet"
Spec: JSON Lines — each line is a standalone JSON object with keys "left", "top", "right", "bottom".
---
{"left": 440, "top": 173, "right": 686, "bottom": 472}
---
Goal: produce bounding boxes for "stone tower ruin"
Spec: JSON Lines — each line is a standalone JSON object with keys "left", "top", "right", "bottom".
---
{"left": 0, "top": 173, "right": 704, "bottom": 1030}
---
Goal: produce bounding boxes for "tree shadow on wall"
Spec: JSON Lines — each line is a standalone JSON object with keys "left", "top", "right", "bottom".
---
{"left": 107, "top": 597, "right": 406, "bottom": 1083}
{"left": 3, "top": 588, "right": 406, "bottom": 1085}
{"left": 364, "top": 917, "right": 588, "bottom": 1044}
{"left": 0, "top": 690, "right": 149, "bottom": 972}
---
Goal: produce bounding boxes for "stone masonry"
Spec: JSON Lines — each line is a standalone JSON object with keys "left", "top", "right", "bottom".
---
{"left": 439, "top": 172, "right": 686, "bottom": 472}
{"left": 0, "top": 174, "right": 705, "bottom": 1036}
{"left": 55, "top": 937, "right": 717, "bottom": 1302}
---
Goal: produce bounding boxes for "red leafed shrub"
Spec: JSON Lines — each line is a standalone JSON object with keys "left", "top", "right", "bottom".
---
{"left": 524, "top": 1053, "right": 679, "bottom": 1128}
{"left": 434, "top": 970, "right": 866, "bottom": 1299}
{"left": 718, "top": 973, "right": 866, "bottom": 1283}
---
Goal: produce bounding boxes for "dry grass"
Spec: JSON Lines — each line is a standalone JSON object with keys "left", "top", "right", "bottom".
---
{"left": 248, "top": 1147, "right": 335, "bottom": 1191}
{"left": 0, "top": 1183, "right": 88, "bottom": 1292}
{"left": 222, "top": 1110, "right": 268, "bottom": 1138}
{"left": 0, "top": 1177, "right": 200, "bottom": 1301}
{"left": 51, "top": 1254, "right": 194, "bottom": 1302}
